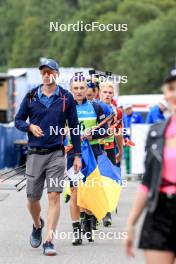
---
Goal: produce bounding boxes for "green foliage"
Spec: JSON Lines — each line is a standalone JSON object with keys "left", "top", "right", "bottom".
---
{"left": 113, "top": 9, "right": 176, "bottom": 94}
{"left": 0, "top": 0, "right": 176, "bottom": 93}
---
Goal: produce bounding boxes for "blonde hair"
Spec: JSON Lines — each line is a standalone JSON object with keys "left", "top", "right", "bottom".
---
{"left": 99, "top": 81, "right": 115, "bottom": 91}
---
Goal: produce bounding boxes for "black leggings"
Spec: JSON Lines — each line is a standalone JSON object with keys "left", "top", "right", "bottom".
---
{"left": 105, "top": 148, "right": 116, "bottom": 165}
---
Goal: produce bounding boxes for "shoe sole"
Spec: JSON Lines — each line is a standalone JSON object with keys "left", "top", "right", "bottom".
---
{"left": 43, "top": 252, "right": 56, "bottom": 256}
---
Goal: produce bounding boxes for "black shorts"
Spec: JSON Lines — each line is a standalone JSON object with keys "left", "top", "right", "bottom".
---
{"left": 139, "top": 193, "right": 176, "bottom": 253}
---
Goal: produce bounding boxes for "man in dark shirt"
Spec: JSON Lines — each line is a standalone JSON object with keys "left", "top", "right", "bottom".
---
{"left": 15, "top": 59, "right": 82, "bottom": 256}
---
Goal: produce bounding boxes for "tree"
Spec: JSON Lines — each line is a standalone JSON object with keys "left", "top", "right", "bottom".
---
{"left": 49, "top": 0, "right": 120, "bottom": 66}
{"left": 111, "top": 10, "right": 176, "bottom": 94}
{"left": 0, "top": 0, "right": 26, "bottom": 69}
{"left": 10, "top": 0, "right": 75, "bottom": 67}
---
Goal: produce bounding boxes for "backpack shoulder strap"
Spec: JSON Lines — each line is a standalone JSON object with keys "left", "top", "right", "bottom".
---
{"left": 59, "top": 86, "right": 68, "bottom": 113}
{"left": 27, "top": 87, "right": 39, "bottom": 104}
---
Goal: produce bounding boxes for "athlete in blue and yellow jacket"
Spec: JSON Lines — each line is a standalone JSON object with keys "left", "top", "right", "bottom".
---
{"left": 67, "top": 75, "right": 109, "bottom": 245}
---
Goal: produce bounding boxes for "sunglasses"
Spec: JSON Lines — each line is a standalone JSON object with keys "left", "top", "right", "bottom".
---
{"left": 41, "top": 69, "right": 54, "bottom": 76}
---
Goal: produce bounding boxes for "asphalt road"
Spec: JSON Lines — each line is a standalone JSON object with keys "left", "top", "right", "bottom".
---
{"left": 0, "top": 180, "right": 145, "bottom": 264}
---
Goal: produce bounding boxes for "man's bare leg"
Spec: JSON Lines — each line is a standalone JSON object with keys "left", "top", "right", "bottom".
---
{"left": 45, "top": 192, "right": 60, "bottom": 242}
{"left": 27, "top": 199, "right": 41, "bottom": 228}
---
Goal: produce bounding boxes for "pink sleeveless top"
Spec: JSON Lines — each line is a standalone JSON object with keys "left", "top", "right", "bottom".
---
{"left": 139, "top": 115, "right": 176, "bottom": 195}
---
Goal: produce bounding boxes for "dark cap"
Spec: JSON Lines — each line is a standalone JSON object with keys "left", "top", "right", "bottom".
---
{"left": 39, "top": 58, "right": 59, "bottom": 71}
{"left": 87, "top": 81, "right": 96, "bottom": 88}
{"left": 70, "top": 74, "right": 86, "bottom": 84}
{"left": 164, "top": 68, "right": 176, "bottom": 83}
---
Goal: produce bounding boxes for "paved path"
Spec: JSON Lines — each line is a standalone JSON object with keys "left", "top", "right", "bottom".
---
{"left": 0, "top": 180, "right": 145, "bottom": 264}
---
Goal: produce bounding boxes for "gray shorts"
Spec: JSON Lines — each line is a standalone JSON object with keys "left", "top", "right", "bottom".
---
{"left": 25, "top": 150, "right": 65, "bottom": 200}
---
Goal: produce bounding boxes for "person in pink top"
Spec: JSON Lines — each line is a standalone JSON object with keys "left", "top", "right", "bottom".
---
{"left": 125, "top": 68, "right": 176, "bottom": 264}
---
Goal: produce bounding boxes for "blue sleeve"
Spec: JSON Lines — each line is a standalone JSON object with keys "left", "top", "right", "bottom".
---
{"left": 99, "top": 102, "right": 111, "bottom": 117}
{"left": 104, "top": 104, "right": 111, "bottom": 117}
{"left": 15, "top": 95, "right": 30, "bottom": 132}
{"left": 138, "top": 113, "right": 144, "bottom": 124}
{"left": 146, "top": 110, "right": 153, "bottom": 124}
{"left": 66, "top": 93, "right": 81, "bottom": 154}
{"left": 123, "top": 114, "right": 130, "bottom": 138}
{"left": 92, "top": 104, "right": 109, "bottom": 140}
{"left": 123, "top": 114, "right": 128, "bottom": 128}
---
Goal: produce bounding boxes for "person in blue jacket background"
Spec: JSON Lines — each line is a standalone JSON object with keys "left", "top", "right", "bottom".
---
{"left": 123, "top": 103, "right": 144, "bottom": 128}
{"left": 123, "top": 103, "right": 144, "bottom": 175}
{"left": 146, "top": 99, "right": 168, "bottom": 124}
